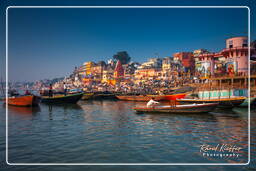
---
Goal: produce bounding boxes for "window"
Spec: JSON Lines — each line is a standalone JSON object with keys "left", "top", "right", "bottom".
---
{"left": 242, "top": 39, "right": 248, "bottom": 47}
{"left": 229, "top": 40, "right": 233, "bottom": 48}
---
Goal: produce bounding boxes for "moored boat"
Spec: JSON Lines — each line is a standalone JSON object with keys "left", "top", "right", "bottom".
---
{"left": 81, "top": 93, "right": 94, "bottom": 100}
{"left": 238, "top": 97, "right": 256, "bottom": 107}
{"left": 133, "top": 103, "right": 218, "bottom": 114}
{"left": 6, "top": 95, "right": 40, "bottom": 107}
{"left": 116, "top": 93, "right": 186, "bottom": 102}
{"left": 177, "top": 97, "right": 246, "bottom": 108}
{"left": 164, "top": 93, "right": 186, "bottom": 100}
{"left": 91, "top": 91, "right": 117, "bottom": 100}
{"left": 116, "top": 95, "right": 166, "bottom": 101}
{"left": 41, "top": 92, "right": 83, "bottom": 104}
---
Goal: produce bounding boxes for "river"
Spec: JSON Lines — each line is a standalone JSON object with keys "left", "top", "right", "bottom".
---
{"left": 0, "top": 100, "right": 255, "bottom": 170}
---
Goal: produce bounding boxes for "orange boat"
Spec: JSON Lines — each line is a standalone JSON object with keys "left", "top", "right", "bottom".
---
{"left": 116, "top": 95, "right": 166, "bottom": 101}
{"left": 164, "top": 94, "right": 186, "bottom": 100}
{"left": 116, "top": 94, "right": 186, "bottom": 102}
{"left": 6, "top": 95, "right": 40, "bottom": 107}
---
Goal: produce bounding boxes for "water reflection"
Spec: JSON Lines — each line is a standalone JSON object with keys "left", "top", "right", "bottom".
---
{"left": 5, "top": 100, "right": 250, "bottom": 164}
{"left": 8, "top": 105, "right": 41, "bottom": 116}
{"left": 44, "top": 103, "right": 83, "bottom": 121}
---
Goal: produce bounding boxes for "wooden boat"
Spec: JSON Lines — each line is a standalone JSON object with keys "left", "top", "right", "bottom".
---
{"left": 133, "top": 103, "right": 218, "bottom": 114}
{"left": 92, "top": 91, "right": 117, "bottom": 100}
{"left": 164, "top": 93, "right": 186, "bottom": 100}
{"left": 116, "top": 95, "right": 166, "bottom": 101}
{"left": 6, "top": 95, "right": 40, "bottom": 107}
{"left": 116, "top": 94, "right": 186, "bottom": 102}
{"left": 81, "top": 93, "right": 94, "bottom": 100}
{"left": 41, "top": 92, "right": 83, "bottom": 104}
{"left": 177, "top": 96, "right": 246, "bottom": 108}
{"left": 238, "top": 97, "right": 256, "bottom": 107}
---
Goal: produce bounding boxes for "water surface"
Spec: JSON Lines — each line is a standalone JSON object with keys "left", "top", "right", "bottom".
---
{"left": 1, "top": 100, "right": 255, "bottom": 170}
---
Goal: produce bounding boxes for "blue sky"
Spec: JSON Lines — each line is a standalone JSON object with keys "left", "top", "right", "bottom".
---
{"left": 0, "top": 0, "right": 255, "bottom": 82}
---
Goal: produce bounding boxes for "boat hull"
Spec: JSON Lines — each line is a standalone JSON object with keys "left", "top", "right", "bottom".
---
{"left": 81, "top": 93, "right": 94, "bottom": 100}
{"left": 92, "top": 94, "right": 117, "bottom": 100}
{"left": 164, "top": 94, "right": 186, "bottom": 100}
{"left": 238, "top": 97, "right": 256, "bottom": 107}
{"left": 177, "top": 97, "right": 246, "bottom": 108}
{"left": 6, "top": 95, "right": 40, "bottom": 107}
{"left": 133, "top": 103, "right": 218, "bottom": 114}
{"left": 41, "top": 93, "right": 83, "bottom": 104}
{"left": 116, "top": 95, "right": 166, "bottom": 101}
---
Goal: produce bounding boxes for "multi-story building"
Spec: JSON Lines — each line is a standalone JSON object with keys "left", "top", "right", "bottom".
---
{"left": 114, "top": 60, "right": 124, "bottom": 80}
{"left": 84, "top": 61, "right": 94, "bottom": 76}
{"left": 134, "top": 68, "right": 162, "bottom": 81}
{"left": 102, "top": 65, "right": 115, "bottom": 85}
{"left": 173, "top": 52, "right": 194, "bottom": 72}
{"left": 162, "top": 57, "right": 172, "bottom": 71}
{"left": 92, "top": 61, "right": 106, "bottom": 80}
{"left": 138, "top": 58, "right": 162, "bottom": 69}
{"left": 222, "top": 36, "right": 248, "bottom": 74}
{"left": 161, "top": 57, "right": 183, "bottom": 80}
{"left": 196, "top": 36, "right": 250, "bottom": 76}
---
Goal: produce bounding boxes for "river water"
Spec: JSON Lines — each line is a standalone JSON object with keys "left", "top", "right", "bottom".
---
{"left": 0, "top": 100, "right": 255, "bottom": 170}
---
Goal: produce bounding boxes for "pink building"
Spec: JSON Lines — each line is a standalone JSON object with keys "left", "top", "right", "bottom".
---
{"left": 195, "top": 36, "right": 249, "bottom": 76}
{"left": 223, "top": 36, "right": 248, "bottom": 74}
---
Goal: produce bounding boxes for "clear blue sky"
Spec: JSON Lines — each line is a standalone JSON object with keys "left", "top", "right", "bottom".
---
{"left": 0, "top": 0, "right": 255, "bottom": 82}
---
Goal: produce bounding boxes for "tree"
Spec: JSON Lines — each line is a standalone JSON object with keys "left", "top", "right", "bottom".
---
{"left": 113, "top": 51, "right": 131, "bottom": 64}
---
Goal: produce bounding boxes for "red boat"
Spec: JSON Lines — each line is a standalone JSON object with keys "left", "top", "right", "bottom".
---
{"left": 6, "top": 95, "right": 40, "bottom": 107}
{"left": 116, "top": 95, "right": 166, "bottom": 101}
{"left": 116, "top": 94, "right": 186, "bottom": 102}
{"left": 164, "top": 93, "right": 186, "bottom": 100}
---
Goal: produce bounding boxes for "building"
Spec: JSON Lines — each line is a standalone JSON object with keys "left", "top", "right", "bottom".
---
{"left": 134, "top": 68, "right": 162, "bottom": 81}
{"left": 114, "top": 60, "right": 124, "bottom": 80}
{"left": 196, "top": 36, "right": 250, "bottom": 76}
{"left": 173, "top": 52, "right": 194, "bottom": 72}
{"left": 102, "top": 65, "right": 115, "bottom": 85}
{"left": 222, "top": 36, "right": 248, "bottom": 74}
{"left": 251, "top": 40, "right": 256, "bottom": 60}
{"left": 122, "top": 63, "right": 136, "bottom": 80}
{"left": 84, "top": 61, "right": 94, "bottom": 76}
{"left": 91, "top": 61, "right": 106, "bottom": 81}
{"left": 138, "top": 58, "right": 162, "bottom": 69}
{"left": 162, "top": 57, "right": 173, "bottom": 70}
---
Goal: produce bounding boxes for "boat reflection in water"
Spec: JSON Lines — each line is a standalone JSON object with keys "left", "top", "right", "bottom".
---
{"left": 45, "top": 103, "right": 83, "bottom": 121}
{"left": 5, "top": 100, "right": 249, "bottom": 164}
{"left": 8, "top": 105, "right": 41, "bottom": 115}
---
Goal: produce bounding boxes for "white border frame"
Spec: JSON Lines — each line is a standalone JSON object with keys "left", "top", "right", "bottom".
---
{"left": 5, "top": 6, "right": 251, "bottom": 166}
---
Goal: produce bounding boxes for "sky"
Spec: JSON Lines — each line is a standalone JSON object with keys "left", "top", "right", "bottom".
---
{"left": 0, "top": 0, "right": 255, "bottom": 82}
